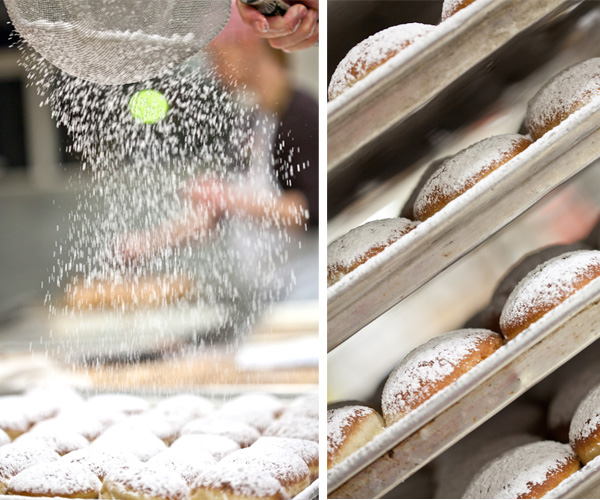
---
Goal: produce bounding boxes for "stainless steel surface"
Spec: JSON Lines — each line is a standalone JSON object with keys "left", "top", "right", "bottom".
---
{"left": 327, "top": 97, "right": 600, "bottom": 352}
{"left": 327, "top": 0, "right": 572, "bottom": 179}
{"left": 327, "top": 279, "right": 600, "bottom": 498}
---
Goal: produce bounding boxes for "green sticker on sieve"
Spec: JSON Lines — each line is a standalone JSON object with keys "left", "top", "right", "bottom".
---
{"left": 129, "top": 89, "right": 169, "bottom": 124}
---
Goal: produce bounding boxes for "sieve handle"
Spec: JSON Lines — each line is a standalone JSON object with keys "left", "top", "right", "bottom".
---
{"left": 240, "top": 0, "right": 290, "bottom": 16}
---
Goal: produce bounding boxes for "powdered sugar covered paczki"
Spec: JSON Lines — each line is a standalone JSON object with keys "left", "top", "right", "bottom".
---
{"left": 101, "top": 463, "right": 191, "bottom": 500}
{"left": 191, "top": 462, "right": 287, "bottom": 500}
{"left": 154, "top": 394, "right": 215, "bottom": 424}
{"left": 6, "top": 461, "right": 101, "bottom": 499}
{"left": 217, "top": 394, "right": 284, "bottom": 432}
{"left": 327, "top": 218, "right": 417, "bottom": 287}
{"left": 219, "top": 448, "right": 310, "bottom": 496}
{"left": 180, "top": 417, "right": 260, "bottom": 448}
{"left": 382, "top": 329, "right": 503, "bottom": 425}
{"left": 526, "top": 58, "right": 600, "bottom": 140}
{"left": 569, "top": 383, "right": 600, "bottom": 464}
{"left": 148, "top": 447, "right": 216, "bottom": 485}
{"left": 15, "top": 426, "right": 89, "bottom": 455}
{"left": 414, "top": 134, "right": 532, "bottom": 221}
{"left": 441, "top": 0, "right": 477, "bottom": 20}
{"left": 327, "top": 405, "right": 384, "bottom": 470}
{"left": 0, "top": 442, "right": 60, "bottom": 493}
{"left": 499, "top": 250, "right": 600, "bottom": 340}
{"left": 92, "top": 425, "right": 167, "bottom": 461}
{"left": 328, "top": 24, "right": 435, "bottom": 101}
{"left": 263, "top": 415, "right": 318, "bottom": 442}
{"left": 170, "top": 434, "right": 240, "bottom": 461}
{"left": 252, "top": 437, "right": 319, "bottom": 480}
{"left": 283, "top": 394, "right": 318, "bottom": 419}
{"left": 463, "top": 441, "right": 580, "bottom": 498}
{"left": 62, "top": 448, "right": 140, "bottom": 480}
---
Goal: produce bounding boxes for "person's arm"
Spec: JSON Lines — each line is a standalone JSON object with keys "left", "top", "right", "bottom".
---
{"left": 236, "top": 0, "right": 318, "bottom": 52}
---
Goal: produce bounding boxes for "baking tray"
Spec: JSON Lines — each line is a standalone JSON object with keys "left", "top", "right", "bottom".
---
{"left": 327, "top": 94, "right": 600, "bottom": 352}
{"left": 544, "top": 455, "right": 600, "bottom": 499}
{"left": 327, "top": 277, "right": 600, "bottom": 498}
{"left": 327, "top": 0, "right": 575, "bottom": 178}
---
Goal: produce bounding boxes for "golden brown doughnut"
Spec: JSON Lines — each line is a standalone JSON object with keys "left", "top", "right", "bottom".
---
{"left": 327, "top": 218, "right": 417, "bottom": 287}
{"left": 441, "top": 0, "right": 478, "bottom": 21}
{"left": 328, "top": 24, "right": 435, "bottom": 101}
{"left": 463, "top": 441, "right": 581, "bottom": 498}
{"left": 101, "top": 463, "right": 190, "bottom": 500}
{"left": 413, "top": 134, "right": 532, "bottom": 221}
{"left": 526, "top": 58, "right": 600, "bottom": 141}
{"left": 252, "top": 436, "right": 319, "bottom": 481}
{"left": 327, "top": 405, "right": 384, "bottom": 470}
{"left": 569, "top": 383, "right": 600, "bottom": 465}
{"left": 65, "top": 274, "right": 194, "bottom": 310}
{"left": 382, "top": 329, "right": 503, "bottom": 426}
{"left": 500, "top": 250, "right": 600, "bottom": 340}
{"left": 6, "top": 461, "right": 101, "bottom": 499}
{"left": 0, "top": 442, "right": 60, "bottom": 494}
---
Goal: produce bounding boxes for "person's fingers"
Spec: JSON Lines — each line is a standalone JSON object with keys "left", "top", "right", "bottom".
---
{"left": 254, "top": 3, "right": 309, "bottom": 38}
{"left": 268, "top": 9, "right": 318, "bottom": 51}
{"left": 236, "top": 0, "right": 269, "bottom": 33}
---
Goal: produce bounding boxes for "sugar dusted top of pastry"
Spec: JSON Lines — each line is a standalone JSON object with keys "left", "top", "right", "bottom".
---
{"left": 414, "top": 134, "right": 530, "bottom": 220}
{"left": 62, "top": 447, "right": 139, "bottom": 480}
{"left": 252, "top": 436, "right": 319, "bottom": 466}
{"left": 327, "top": 406, "right": 374, "bottom": 456}
{"left": 463, "top": 441, "right": 577, "bottom": 498}
{"left": 328, "top": 24, "right": 435, "bottom": 100}
{"left": 382, "top": 329, "right": 500, "bottom": 419}
{"left": 92, "top": 425, "right": 167, "bottom": 461}
{"left": 284, "top": 394, "right": 319, "bottom": 419}
{"left": 0, "top": 441, "right": 60, "bottom": 482}
{"left": 218, "top": 394, "right": 283, "bottom": 431}
{"left": 526, "top": 58, "right": 600, "bottom": 138}
{"left": 263, "top": 415, "right": 318, "bottom": 442}
{"left": 441, "top": 0, "right": 476, "bottom": 20}
{"left": 327, "top": 218, "right": 417, "bottom": 277}
{"left": 148, "top": 447, "right": 216, "bottom": 485}
{"left": 16, "top": 427, "right": 89, "bottom": 455}
{"left": 500, "top": 250, "right": 600, "bottom": 334}
{"left": 180, "top": 417, "right": 260, "bottom": 447}
{"left": 192, "top": 462, "right": 285, "bottom": 499}
{"left": 569, "top": 383, "right": 600, "bottom": 443}
{"left": 154, "top": 394, "right": 214, "bottom": 421}
{"left": 103, "top": 463, "right": 190, "bottom": 500}
{"left": 170, "top": 434, "right": 240, "bottom": 461}
{"left": 6, "top": 461, "right": 101, "bottom": 497}
{"left": 220, "top": 447, "right": 310, "bottom": 486}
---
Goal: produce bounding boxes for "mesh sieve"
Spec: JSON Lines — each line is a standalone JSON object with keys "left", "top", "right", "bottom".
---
{"left": 4, "top": 0, "right": 289, "bottom": 85}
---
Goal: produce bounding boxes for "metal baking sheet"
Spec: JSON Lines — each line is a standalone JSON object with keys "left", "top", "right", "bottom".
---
{"left": 327, "top": 95, "right": 600, "bottom": 352}
{"left": 327, "top": 278, "right": 600, "bottom": 498}
{"left": 327, "top": 0, "right": 574, "bottom": 178}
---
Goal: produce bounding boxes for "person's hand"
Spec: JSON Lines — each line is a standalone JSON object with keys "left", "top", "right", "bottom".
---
{"left": 236, "top": 0, "right": 318, "bottom": 52}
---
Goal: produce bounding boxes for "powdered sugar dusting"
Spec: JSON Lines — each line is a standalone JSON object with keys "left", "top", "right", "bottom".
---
{"left": 6, "top": 461, "right": 101, "bottom": 497}
{"left": 526, "top": 58, "right": 600, "bottom": 139}
{"left": 328, "top": 24, "right": 435, "bottom": 100}
{"left": 327, "top": 218, "right": 417, "bottom": 286}
{"left": 148, "top": 447, "right": 216, "bottom": 485}
{"left": 102, "top": 463, "right": 190, "bottom": 500}
{"left": 192, "top": 462, "right": 285, "bottom": 498}
{"left": 180, "top": 417, "right": 260, "bottom": 447}
{"left": 382, "top": 329, "right": 500, "bottom": 421}
{"left": 569, "top": 383, "right": 600, "bottom": 443}
{"left": 15, "top": 427, "right": 89, "bottom": 455}
{"left": 0, "top": 442, "right": 60, "bottom": 483}
{"left": 463, "top": 441, "right": 577, "bottom": 498}
{"left": 252, "top": 437, "right": 318, "bottom": 468}
{"left": 441, "top": 0, "right": 476, "bottom": 21}
{"left": 327, "top": 406, "right": 373, "bottom": 458}
{"left": 62, "top": 448, "right": 140, "bottom": 480}
{"left": 414, "top": 134, "right": 530, "bottom": 220}
{"left": 220, "top": 447, "right": 310, "bottom": 486}
{"left": 170, "top": 434, "right": 240, "bottom": 461}
{"left": 263, "top": 415, "right": 318, "bottom": 442}
{"left": 500, "top": 250, "right": 600, "bottom": 335}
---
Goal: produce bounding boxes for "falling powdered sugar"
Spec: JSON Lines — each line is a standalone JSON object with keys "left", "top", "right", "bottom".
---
{"left": 499, "top": 250, "right": 600, "bottom": 336}
{"left": 328, "top": 24, "right": 435, "bottom": 101}
{"left": 463, "top": 441, "right": 578, "bottom": 499}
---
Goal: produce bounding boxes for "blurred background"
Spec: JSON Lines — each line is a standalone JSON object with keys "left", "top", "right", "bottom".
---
{"left": 0, "top": 0, "right": 318, "bottom": 396}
